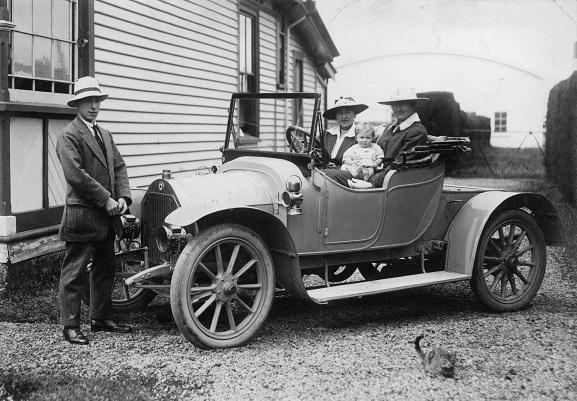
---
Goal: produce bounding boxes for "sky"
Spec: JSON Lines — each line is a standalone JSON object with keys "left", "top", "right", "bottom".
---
{"left": 315, "top": 0, "right": 577, "bottom": 128}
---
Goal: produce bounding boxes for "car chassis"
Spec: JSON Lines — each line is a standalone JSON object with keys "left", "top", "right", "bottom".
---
{"left": 109, "top": 92, "right": 565, "bottom": 349}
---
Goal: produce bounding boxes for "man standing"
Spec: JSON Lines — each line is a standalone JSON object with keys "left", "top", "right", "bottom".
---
{"left": 57, "top": 76, "right": 132, "bottom": 345}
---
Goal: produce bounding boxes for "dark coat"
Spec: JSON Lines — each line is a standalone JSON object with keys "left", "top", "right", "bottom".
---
{"left": 376, "top": 121, "right": 428, "bottom": 166}
{"left": 56, "top": 117, "right": 131, "bottom": 242}
{"left": 322, "top": 130, "right": 357, "bottom": 166}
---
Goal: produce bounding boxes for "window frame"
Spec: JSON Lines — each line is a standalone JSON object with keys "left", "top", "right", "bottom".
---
{"left": 7, "top": 109, "right": 74, "bottom": 232}
{"left": 8, "top": 0, "right": 79, "bottom": 99}
{"left": 277, "top": 18, "right": 286, "bottom": 89}
{"left": 292, "top": 52, "right": 304, "bottom": 126}
{"left": 494, "top": 111, "right": 507, "bottom": 133}
{"left": 0, "top": 0, "right": 92, "bottom": 232}
{"left": 238, "top": 6, "right": 260, "bottom": 139}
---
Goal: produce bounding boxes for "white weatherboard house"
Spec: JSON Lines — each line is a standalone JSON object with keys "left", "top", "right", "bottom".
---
{"left": 0, "top": 0, "right": 338, "bottom": 292}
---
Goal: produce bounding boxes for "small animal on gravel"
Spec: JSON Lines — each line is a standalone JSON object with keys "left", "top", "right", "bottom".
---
{"left": 413, "top": 334, "right": 456, "bottom": 378}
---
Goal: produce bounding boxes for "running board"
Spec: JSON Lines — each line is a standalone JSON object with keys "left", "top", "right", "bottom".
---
{"left": 307, "top": 271, "right": 470, "bottom": 304}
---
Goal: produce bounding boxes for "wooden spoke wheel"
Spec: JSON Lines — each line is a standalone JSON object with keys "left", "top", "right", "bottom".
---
{"left": 326, "top": 265, "right": 358, "bottom": 282}
{"left": 470, "top": 210, "right": 546, "bottom": 312}
{"left": 170, "top": 224, "right": 275, "bottom": 349}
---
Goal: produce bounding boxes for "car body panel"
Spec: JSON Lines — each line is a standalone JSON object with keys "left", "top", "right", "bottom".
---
{"left": 137, "top": 92, "right": 565, "bottom": 309}
{"left": 129, "top": 92, "right": 568, "bottom": 349}
{"left": 444, "top": 190, "right": 566, "bottom": 275}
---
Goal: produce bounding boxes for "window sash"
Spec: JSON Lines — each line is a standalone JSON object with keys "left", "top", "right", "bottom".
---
{"left": 238, "top": 9, "right": 259, "bottom": 137}
{"left": 9, "top": 0, "right": 77, "bottom": 94}
{"left": 494, "top": 112, "right": 507, "bottom": 132}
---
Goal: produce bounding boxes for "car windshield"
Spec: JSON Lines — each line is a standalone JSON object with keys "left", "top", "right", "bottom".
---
{"left": 225, "top": 93, "right": 322, "bottom": 154}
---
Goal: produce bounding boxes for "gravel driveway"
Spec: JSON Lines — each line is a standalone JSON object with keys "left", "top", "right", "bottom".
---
{"left": 1, "top": 179, "right": 576, "bottom": 400}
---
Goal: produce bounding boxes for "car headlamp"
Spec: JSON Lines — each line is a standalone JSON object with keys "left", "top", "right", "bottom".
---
{"left": 156, "top": 224, "right": 188, "bottom": 254}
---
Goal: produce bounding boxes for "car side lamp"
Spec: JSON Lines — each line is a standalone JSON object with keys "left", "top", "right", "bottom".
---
{"left": 113, "top": 214, "right": 141, "bottom": 243}
{"left": 281, "top": 175, "right": 303, "bottom": 215}
{"left": 156, "top": 224, "right": 188, "bottom": 255}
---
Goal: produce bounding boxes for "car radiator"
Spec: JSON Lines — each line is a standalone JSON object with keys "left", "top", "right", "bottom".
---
{"left": 141, "top": 192, "right": 179, "bottom": 264}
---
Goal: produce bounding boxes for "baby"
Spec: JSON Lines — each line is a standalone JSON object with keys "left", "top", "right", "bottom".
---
{"left": 341, "top": 122, "right": 384, "bottom": 181}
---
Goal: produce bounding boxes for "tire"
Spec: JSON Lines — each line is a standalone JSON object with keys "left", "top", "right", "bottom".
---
{"left": 110, "top": 261, "right": 159, "bottom": 314}
{"left": 328, "top": 265, "right": 357, "bottom": 282}
{"left": 170, "top": 224, "right": 275, "bottom": 349}
{"left": 310, "top": 264, "right": 358, "bottom": 283}
{"left": 358, "top": 259, "right": 421, "bottom": 280}
{"left": 82, "top": 260, "right": 158, "bottom": 314}
{"left": 470, "top": 209, "right": 546, "bottom": 312}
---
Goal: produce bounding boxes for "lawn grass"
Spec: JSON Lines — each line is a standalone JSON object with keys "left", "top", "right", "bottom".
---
{"left": 449, "top": 144, "right": 545, "bottom": 178}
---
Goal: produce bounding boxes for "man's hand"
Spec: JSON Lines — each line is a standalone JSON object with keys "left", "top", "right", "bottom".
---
{"left": 117, "top": 197, "right": 128, "bottom": 215}
{"left": 104, "top": 197, "right": 128, "bottom": 216}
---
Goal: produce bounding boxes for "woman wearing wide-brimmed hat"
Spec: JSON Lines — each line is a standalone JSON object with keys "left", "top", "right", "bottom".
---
{"left": 361, "top": 88, "right": 430, "bottom": 188}
{"left": 322, "top": 96, "right": 368, "bottom": 167}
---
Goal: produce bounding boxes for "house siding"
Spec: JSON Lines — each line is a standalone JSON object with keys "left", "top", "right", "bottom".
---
{"left": 94, "top": 0, "right": 239, "bottom": 188}
{"left": 92, "top": 1, "right": 329, "bottom": 183}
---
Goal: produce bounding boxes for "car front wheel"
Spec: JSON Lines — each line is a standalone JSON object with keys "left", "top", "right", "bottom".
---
{"left": 170, "top": 224, "right": 275, "bottom": 349}
{"left": 470, "top": 209, "right": 546, "bottom": 312}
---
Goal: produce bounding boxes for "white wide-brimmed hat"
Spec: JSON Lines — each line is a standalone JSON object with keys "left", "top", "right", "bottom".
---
{"left": 67, "top": 76, "right": 109, "bottom": 107}
{"left": 378, "top": 88, "right": 429, "bottom": 105}
{"left": 323, "top": 96, "right": 368, "bottom": 120}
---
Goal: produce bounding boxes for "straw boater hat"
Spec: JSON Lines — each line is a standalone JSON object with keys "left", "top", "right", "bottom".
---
{"left": 378, "top": 88, "right": 429, "bottom": 105}
{"left": 67, "top": 76, "right": 109, "bottom": 107}
{"left": 322, "top": 96, "right": 368, "bottom": 120}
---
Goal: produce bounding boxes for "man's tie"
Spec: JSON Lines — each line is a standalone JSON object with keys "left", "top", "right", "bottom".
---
{"left": 93, "top": 124, "right": 107, "bottom": 161}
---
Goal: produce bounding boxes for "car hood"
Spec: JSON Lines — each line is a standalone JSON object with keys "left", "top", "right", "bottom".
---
{"left": 167, "top": 171, "right": 274, "bottom": 207}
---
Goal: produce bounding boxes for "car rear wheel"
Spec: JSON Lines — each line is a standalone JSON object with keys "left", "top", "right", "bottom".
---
{"left": 470, "top": 209, "right": 546, "bottom": 312}
{"left": 170, "top": 224, "right": 275, "bottom": 349}
{"left": 327, "top": 265, "right": 358, "bottom": 282}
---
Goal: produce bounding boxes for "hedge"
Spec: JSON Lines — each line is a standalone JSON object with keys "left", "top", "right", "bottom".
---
{"left": 545, "top": 71, "right": 577, "bottom": 205}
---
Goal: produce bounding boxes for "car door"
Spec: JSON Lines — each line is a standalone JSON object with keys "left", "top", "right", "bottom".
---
{"left": 323, "top": 176, "right": 385, "bottom": 247}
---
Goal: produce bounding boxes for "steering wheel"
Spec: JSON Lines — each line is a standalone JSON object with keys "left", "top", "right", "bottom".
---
{"left": 285, "top": 126, "right": 330, "bottom": 166}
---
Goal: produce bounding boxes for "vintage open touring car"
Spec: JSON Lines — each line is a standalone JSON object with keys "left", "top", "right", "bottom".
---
{"left": 109, "top": 92, "right": 565, "bottom": 349}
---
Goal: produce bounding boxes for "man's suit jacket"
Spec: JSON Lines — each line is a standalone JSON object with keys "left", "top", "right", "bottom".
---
{"left": 56, "top": 117, "right": 131, "bottom": 242}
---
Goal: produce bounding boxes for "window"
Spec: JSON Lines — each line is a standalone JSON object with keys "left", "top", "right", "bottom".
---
{"left": 293, "top": 56, "right": 303, "bottom": 126}
{"left": 9, "top": 0, "right": 77, "bottom": 94}
{"left": 3, "top": 0, "right": 90, "bottom": 232}
{"left": 239, "top": 9, "right": 259, "bottom": 137}
{"left": 495, "top": 112, "right": 507, "bottom": 132}
{"left": 277, "top": 19, "right": 286, "bottom": 89}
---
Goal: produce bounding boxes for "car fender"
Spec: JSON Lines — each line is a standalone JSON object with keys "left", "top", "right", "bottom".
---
{"left": 165, "top": 202, "right": 274, "bottom": 227}
{"left": 445, "top": 191, "right": 565, "bottom": 276}
{"left": 166, "top": 203, "right": 312, "bottom": 302}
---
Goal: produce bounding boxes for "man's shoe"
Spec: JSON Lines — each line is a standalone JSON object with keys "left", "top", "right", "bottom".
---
{"left": 63, "top": 326, "right": 89, "bottom": 345}
{"left": 91, "top": 319, "right": 132, "bottom": 333}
